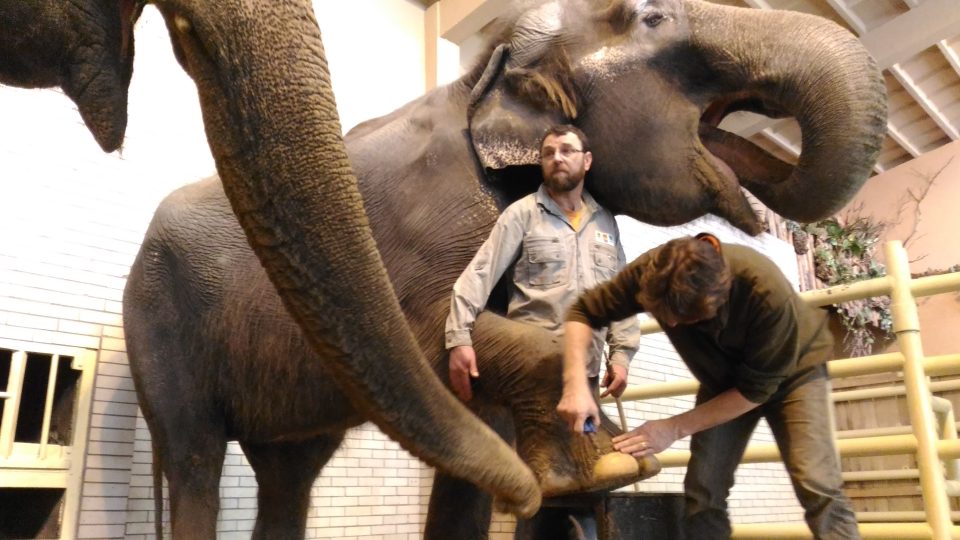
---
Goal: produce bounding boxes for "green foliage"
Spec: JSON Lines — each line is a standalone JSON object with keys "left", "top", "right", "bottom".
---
{"left": 787, "top": 216, "right": 893, "bottom": 357}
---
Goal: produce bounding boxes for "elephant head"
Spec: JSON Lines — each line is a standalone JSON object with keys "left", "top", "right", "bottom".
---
{"left": 468, "top": 0, "right": 887, "bottom": 234}
{"left": 0, "top": 0, "right": 541, "bottom": 517}
{"left": 0, "top": 0, "right": 140, "bottom": 152}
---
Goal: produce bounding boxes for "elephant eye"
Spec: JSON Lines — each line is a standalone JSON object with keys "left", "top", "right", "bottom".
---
{"left": 643, "top": 12, "right": 666, "bottom": 27}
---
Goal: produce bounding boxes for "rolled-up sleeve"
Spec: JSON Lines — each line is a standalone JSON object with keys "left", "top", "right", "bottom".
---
{"left": 445, "top": 208, "right": 525, "bottom": 349}
{"left": 736, "top": 300, "right": 800, "bottom": 403}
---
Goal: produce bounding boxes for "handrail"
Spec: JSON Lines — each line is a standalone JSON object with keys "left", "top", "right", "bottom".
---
{"left": 603, "top": 353, "right": 960, "bottom": 405}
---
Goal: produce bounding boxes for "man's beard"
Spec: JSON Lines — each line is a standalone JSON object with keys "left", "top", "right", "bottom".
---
{"left": 543, "top": 165, "right": 586, "bottom": 193}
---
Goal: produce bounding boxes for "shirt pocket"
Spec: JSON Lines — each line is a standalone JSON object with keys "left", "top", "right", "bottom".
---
{"left": 524, "top": 235, "right": 568, "bottom": 288}
{"left": 592, "top": 241, "right": 619, "bottom": 282}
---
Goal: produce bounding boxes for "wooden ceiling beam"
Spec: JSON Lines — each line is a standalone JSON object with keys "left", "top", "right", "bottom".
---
{"left": 859, "top": 0, "right": 960, "bottom": 71}
{"left": 436, "top": 0, "right": 508, "bottom": 44}
{"left": 828, "top": 0, "right": 960, "bottom": 147}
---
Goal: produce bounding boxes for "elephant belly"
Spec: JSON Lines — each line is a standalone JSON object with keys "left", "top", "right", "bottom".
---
{"left": 125, "top": 177, "right": 363, "bottom": 444}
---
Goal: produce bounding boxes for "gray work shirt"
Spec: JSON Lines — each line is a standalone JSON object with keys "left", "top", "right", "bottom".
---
{"left": 445, "top": 184, "right": 641, "bottom": 376}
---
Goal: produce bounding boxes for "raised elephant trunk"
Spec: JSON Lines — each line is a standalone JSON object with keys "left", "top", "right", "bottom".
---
{"left": 687, "top": 0, "right": 887, "bottom": 222}
{"left": 151, "top": 0, "right": 539, "bottom": 517}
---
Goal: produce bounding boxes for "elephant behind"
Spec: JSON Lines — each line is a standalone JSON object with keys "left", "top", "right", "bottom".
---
{"left": 124, "top": 0, "right": 886, "bottom": 537}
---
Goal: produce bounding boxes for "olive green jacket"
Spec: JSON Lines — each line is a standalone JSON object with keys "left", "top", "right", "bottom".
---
{"left": 567, "top": 242, "right": 832, "bottom": 403}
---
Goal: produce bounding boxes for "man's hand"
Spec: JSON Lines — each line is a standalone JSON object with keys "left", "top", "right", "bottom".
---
{"left": 557, "top": 382, "right": 599, "bottom": 434}
{"left": 600, "top": 363, "right": 628, "bottom": 398}
{"left": 612, "top": 417, "right": 681, "bottom": 457}
{"left": 449, "top": 345, "right": 479, "bottom": 401}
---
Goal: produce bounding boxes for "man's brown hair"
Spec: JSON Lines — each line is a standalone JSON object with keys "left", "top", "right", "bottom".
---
{"left": 539, "top": 124, "right": 590, "bottom": 152}
{"left": 638, "top": 235, "right": 732, "bottom": 324}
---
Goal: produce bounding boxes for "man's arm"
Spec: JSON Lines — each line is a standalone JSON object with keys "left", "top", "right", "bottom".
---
{"left": 444, "top": 208, "right": 525, "bottom": 401}
{"left": 567, "top": 256, "right": 645, "bottom": 330}
{"left": 612, "top": 388, "right": 760, "bottom": 457}
{"left": 559, "top": 258, "right": 645, "bottom": 430}
{"left": 557, "top": 320, "right": 600, "bottom": 433}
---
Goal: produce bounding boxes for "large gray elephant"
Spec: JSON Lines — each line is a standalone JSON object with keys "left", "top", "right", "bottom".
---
{"left": 121, "top": 0, "right": 887, "bottom": 538}
{"left": 0, "top": 0, "right": 543, "bottom": 535}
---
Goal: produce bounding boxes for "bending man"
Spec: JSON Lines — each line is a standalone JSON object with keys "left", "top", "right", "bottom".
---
{"left": 557, "top": 234, "right": 859, "bottom": 539}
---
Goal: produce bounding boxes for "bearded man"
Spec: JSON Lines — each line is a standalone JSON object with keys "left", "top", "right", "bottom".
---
{"left": 445, "top": 125, "right": 640, "bottom": 402}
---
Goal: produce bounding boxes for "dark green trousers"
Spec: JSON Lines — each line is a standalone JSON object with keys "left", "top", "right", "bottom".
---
{"left": 683, "top": 365, "right": 860, "bottom": 539}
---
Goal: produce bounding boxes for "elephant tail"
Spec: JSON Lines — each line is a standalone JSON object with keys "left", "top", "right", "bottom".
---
{"left": 152, "top": 438, "right": 164, "bottom": 539}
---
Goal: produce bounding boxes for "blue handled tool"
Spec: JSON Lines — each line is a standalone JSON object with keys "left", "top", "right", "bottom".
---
{"left": 583, "top": 416, "right": 597, "bottom": 434}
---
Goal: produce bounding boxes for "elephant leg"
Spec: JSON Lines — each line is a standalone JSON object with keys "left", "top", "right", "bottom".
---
{"left": 240, "top": 434, "right": 345, "bottom": 540}
{"left": 469, "top": 312, "right": 577, "bottom": 480}
{"left": 469, "top": 311, "right": 658, "bottom": 495}
{"left": 158, "top": 411, "right": 227, "bottom": 539}
{"left": 126, "top": 320, "right": 227, "bottom": 539}
{"left": 425, "top": 405, "right": 514, "bottom": 540}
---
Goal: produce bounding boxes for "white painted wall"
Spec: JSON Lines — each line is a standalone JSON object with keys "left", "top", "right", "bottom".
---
{"left": 315, "top": 1, "right": 427, "bottom": 133}
{"left": 0, "top": 1, "right": 809, "bottom": 538}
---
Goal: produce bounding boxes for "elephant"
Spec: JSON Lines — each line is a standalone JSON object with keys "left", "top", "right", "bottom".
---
{"left": 121, "top": 0, "right": 887, "bottom": 538}
{"left": 0, "top": 0, "right": 544, "bottom": 535}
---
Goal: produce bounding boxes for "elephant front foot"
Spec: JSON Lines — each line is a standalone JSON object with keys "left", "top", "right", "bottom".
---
{"left": 539, "top": 450, "right": 660, "bottom": 497}
{"left": 589, "top": 451, "right": 660, "bottom": 492}
{"left": 516, "top": 413, "right": 662, "bottom": 499}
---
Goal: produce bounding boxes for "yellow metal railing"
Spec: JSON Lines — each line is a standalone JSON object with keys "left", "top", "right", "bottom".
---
{"left": 602, "top": 241, "right": 960, "bottom": 540}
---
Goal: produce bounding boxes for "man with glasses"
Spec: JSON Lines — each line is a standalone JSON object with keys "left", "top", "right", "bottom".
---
{"left": 557, "top": 234, "right": 860, "bottom": 539}
{"left": 444, "top": 124, "right": 640, "bottom": 402}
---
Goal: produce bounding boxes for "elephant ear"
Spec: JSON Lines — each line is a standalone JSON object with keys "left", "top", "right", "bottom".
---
{"left": 468, "top": 2, "right": 580, "bottom": 171}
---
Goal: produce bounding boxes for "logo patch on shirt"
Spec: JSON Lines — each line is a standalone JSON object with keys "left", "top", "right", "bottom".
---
{"left": 595, "top": 231, "right": 615, "bottom": 246}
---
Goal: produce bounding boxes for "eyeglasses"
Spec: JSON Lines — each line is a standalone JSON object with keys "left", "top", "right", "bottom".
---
{"left": 540, "top": 146, "right": 585, "bottom": 161}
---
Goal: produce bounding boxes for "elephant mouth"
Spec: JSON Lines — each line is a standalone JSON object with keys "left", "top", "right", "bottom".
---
{"left": 120, "top": 0, "right": 140, "bottom": 60}
{"left": 700, "top": 91, "right": 791, "bottom": 128}
{"left": 66, "top": 0, "right": 142, "bottom": 153}
{"left": 696, "top": 92, "right": 797, "bottom": 198}
{"left": 696, "top": 92, "right": 796, "bottom": 183}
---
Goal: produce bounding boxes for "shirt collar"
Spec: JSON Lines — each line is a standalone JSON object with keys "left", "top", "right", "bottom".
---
{"left": 534, "top": 183, "right": 599, "bottom": 218}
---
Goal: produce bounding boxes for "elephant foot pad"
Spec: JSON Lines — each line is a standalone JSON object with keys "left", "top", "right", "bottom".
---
{"left": 593, "top": 452, "right": 660, "bottom": 484}
{"left": 541, "top": 453, "right": 662, "bottom": 498}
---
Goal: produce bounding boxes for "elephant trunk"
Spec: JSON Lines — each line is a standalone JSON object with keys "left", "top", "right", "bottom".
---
{"left": 687, "top": 0, "right": 887, "bottom": 222}
{"left": 154, "top": 0, "right": 539, "bottom": 517}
